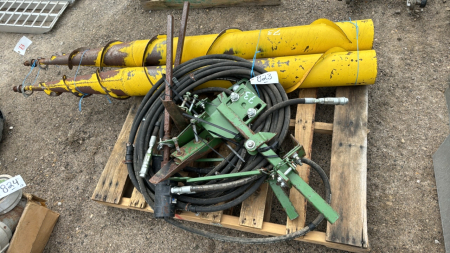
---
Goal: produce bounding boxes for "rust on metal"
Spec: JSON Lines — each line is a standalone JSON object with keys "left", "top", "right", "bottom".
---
{"left": 68, "top": 47, "right": 90, "bottom": 70}
{"left": 150, "top": 145, "right": 215, "bottom": 184}
{"left": 174, "top": 1, "right": 190, "bottom": 67}
{"left": 0, "top": 198, "right": 26, "bottom": 233}
{"left": 103, "top": 41, "right": 129, "bottom": 67}
{"left": 53, "top": 49, "right": 100, "bottom": 67}
{"left": 161, "top": 99, "right": 190, "bottom": 131}
{"left": 145, "top": 40, "right": 165, "bottom": 66}
{"left": 142, "top": 35, "right": 160, "bottom": 67}
{"left": 99, "top": 40, "right": 122, "bottom": 67}
{"left": 163, "top": 14, "right": 174, "bottom": 166}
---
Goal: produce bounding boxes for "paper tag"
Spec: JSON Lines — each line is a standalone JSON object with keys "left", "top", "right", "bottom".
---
{"left": 250, "top": 71, "right": 279, "bottom": 85}
{"left": 14, "top": 36, "right": 32, "bottom": 55}
{"left": 0, "top": 175, "right": 26, "bottom": 199}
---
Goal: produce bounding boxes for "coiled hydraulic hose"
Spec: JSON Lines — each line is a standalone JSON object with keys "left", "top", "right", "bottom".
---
{"left": 126, "top": 54, "right": 332, "bottom": 243}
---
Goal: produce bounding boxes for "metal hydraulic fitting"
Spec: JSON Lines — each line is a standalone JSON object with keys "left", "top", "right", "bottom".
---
{"left": 139, "top": 135, "right": 157, "bottom": 178}
{"left": 304, "top": 97, "right": 348, "bottom": 105}
{"left": 292, "top": 153, "right": 302, "bottom": 166}
{"left": 171, "top": 186, "right": 195, "bottom": 195}
{"left": 407, "top": 0, "right": 427, "bottom": 12}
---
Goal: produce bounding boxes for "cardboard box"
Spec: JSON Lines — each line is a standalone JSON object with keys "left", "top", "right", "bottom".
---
{"left": 7, "top": 193, "right": 59, "bottom": 253}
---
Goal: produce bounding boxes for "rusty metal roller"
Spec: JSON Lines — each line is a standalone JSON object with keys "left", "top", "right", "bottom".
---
{"left": 24, "top": 19, "right": 374, "bottom": 68}
{"left": 15, "top": 49, "right": 377, "bottom": 97}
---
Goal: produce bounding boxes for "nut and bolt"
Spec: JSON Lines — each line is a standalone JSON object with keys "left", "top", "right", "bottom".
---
{"left": 230, "top": 92, "right": 240, "bottom": 102}
{"left": 247, "top": 108, "right": 257, "bottom": 118}
{"left": 245, "top": 140, "right": 256, "bottom": 149}
{"left": 277, "top": 176, "right": 283, "bottom": 183}
{"left": 280, "top": 182, "right": 287, "bottom": 188}
{"left": 232, "top": 84, "right": 240, "bottom": 92}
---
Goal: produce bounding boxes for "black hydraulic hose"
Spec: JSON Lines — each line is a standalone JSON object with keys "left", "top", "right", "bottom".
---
{"left": 177, "top": 176, "right": 266, "bottom": 213}
{"left": 165, "top": 157, "right": 332, "bottom": 244}
{"left": 190, "top": 175, "right": 260, "bottom": 193}
{"left": 125, "top": 54, "right": 332, "bottom": 244}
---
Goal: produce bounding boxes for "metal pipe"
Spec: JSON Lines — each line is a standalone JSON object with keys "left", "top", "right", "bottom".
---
{"left": 14, "top": 50, "right": 377, "bottom": 97}
{"left": 163, "top": 14, "right": 174, "bottom": 165}
{"left": 174, "top": 1, "right": 190, "bottom": 67}
{"left": 23, "top": 19, "right": 374, "bottom": 68}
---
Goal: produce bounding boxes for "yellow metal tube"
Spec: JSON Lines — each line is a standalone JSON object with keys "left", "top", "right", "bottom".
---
{"left": 21, "top": 49, "right": 377, "bottom": 97}
{"left": 33, "top": 19, "right": 374, "bottom": 68}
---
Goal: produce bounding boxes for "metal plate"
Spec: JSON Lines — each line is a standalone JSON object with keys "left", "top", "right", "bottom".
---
{"left": 0, "top": 0, "right": 70, "bottom": 34}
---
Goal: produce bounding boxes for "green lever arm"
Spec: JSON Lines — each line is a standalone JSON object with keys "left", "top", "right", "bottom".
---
{"left": 216, "top": 102, "right": 339, "bottom": 223}
{"left": 269, "top": 180, "right": 299, "bottom": 220}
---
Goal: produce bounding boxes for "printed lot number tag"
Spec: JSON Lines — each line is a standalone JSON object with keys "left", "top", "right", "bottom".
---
{"left": 0, "top": 175, "right": 26, "bottom": 199}
{"left": 250, "top": 71, "right": 279, "bottom": 85}
{"left": 14, "top": 36, "right": 32, "bottom": 56}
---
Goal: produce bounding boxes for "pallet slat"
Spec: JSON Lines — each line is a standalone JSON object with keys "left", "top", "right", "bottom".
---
{"left": 326, "top": 86, "right": 369, "bottom": 248}
{"left": 130, "top": 188, "right": 146, "bottom": 208}
{"left": 286, "top": 88, "right": 317, "bottom": 233}
{"left": 91, "top": 98, "right": 142, "bottom": 204}
{"left": 94, "top": 196, "right": 369, "bottom": 253}
{"left": 289, "top": 120, "right": 333, "bottom": 135}
{"left": 140, "top": 0, "right": 281, "bottom": 10}
{"left": 239, "top": 183, "right": 270, "bottom": 228}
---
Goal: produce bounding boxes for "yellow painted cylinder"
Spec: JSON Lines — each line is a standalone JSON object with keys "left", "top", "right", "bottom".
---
{"left": 40, "top": 19, "right": 374, "bottom": 68}
{"left": 31, "top": 49, "right": 376, "bottom": 96}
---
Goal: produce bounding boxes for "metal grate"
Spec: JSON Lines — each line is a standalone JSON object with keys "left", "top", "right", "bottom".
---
{"left": 0, "top": 0, "right": 70, "bottom": 34}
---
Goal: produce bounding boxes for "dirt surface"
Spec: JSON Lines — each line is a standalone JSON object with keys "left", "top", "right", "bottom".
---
{"left": 1, "top": 0, "right": 450, "bottom": 252}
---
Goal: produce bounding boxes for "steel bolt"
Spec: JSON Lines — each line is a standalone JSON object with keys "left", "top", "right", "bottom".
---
{"left": 247, "top": 108, "right": 257, "bottom": 118}
{"left": 277, "top": 176, "right": 283, "bottom": 183}
{"left": 245, "top": 140, "right": 256, "bottom": 149}
{"left": 232, "top": 84, "right": 240, "bottom": 92}
{"left": 280, "top": 182, "right": 287, "bottom": 188}
{"left": 230, "top": 92, "right": 240, "bottom": 102}
{"left": 284, "top": 167, "right": 293, "bottom": 176}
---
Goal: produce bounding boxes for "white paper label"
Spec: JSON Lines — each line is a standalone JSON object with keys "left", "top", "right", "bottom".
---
{"left": 0, "top": 175, "right": 26, "bottom": 199}
{"left": 14, "top": 36, "right": 32, "bottom": 55}
{"left": 250, "top": 71, "right": 279, "bottom": 85}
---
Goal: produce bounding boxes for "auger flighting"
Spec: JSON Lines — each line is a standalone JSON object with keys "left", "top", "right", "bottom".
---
{"left": 14, "top": 19, "right": 378, "bottom": 98}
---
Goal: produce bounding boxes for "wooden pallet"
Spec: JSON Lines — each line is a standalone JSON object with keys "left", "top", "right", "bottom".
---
{"left": 92, "top": 86, "right": 369, "bottom": 252}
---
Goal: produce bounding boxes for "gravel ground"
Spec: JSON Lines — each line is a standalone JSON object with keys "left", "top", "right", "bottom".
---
{"left": 0, "top": 0, "right": 449, "bottom": 252}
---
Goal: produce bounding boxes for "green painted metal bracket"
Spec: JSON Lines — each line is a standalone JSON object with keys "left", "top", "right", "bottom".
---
{"left": 216, "top": 95, "right": 339, "bottom": 223}
{"left": 269, "top": 180, "right": 299, "bottom": 220}
{"left": 288, "top": 171, "right": 339, "bottom": 223}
